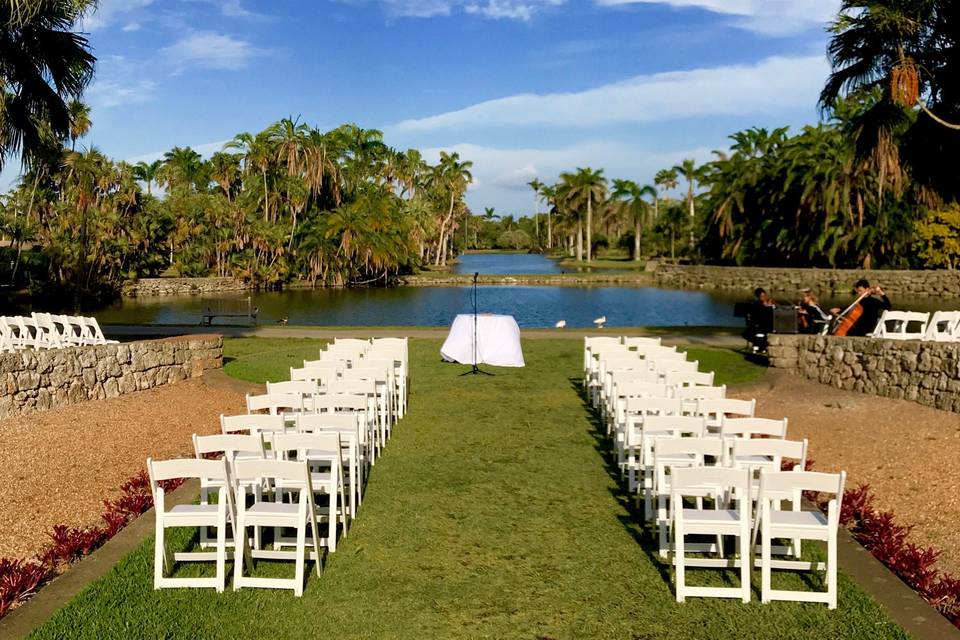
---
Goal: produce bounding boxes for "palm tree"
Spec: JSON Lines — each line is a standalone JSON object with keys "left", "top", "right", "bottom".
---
{"left": 0, "top": 0, "right": 96, "bottom": 170}
{"left": 611, "top": 179, "right": 653, "bottom": 262}
{"left": 527, "top": 178, "right": 543, "bottom": 247}
{"left": 67, "top": 99, "right": 91, "bottom": 150}
{"left": 561, "top": 167, "right": 606, "bottom": 262}
{"left": 540, "top": 184, "right": 556, "bottom": 250}
{"left": 133, "top": 159, "right": 162, "bottom": 195}
{"left": 672, "top": 159, "right": 702, "bottom": 250}
{"left": 430, "top": 151, "right": 473, "bottom": 266}
{"left": 161, "top": 146, "right": 204, "bottom": 191}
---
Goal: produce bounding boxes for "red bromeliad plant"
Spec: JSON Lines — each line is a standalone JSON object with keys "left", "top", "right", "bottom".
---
{"left": 0, "top": 470, "right": 185, "bottom": 620}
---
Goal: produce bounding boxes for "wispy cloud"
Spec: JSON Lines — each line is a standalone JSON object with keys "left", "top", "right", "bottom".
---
{"left": 595, "top": 0, "right": 840, "bottom": 35}
{"left": 160, "top": 31, "right": 268, "bottom": 71}
{"left": 86, "top": 55, "right": 157, "bottom": 109}
{"left": 126, "top": 139, "right": 232, "bottom": 165}
{"left": 381, "top": 0, "right": 563, "bottom": 20}
{"left": 392, "top": 55, "right": 826, "bottom": 132}
{"left": 81, "top": 0, "right": 156, "bottom": 31}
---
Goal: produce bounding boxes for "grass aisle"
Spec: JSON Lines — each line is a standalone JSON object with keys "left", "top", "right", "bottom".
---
{"left": 30, "top": 339, "right": 906, "bottom": 639}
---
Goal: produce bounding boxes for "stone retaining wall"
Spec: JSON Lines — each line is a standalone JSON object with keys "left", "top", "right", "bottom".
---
{"left": 124, "top": 277, "right": 248, "bottom": 297}
{"left": 653, "top": 264, "right": 960, "bottom": 298}
{"left": 0, "top": 335, "right": 223, "bottom": 419}
{"left": 767, "top": 334, "right": 960, "bottom": 413}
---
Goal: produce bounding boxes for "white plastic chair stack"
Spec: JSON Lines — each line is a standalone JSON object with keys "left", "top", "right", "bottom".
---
{"left": 872, "top": 310, "right": 930, "bottom": 340}
{"left": 924, "top": 311, "right": 960, "bottom": 342}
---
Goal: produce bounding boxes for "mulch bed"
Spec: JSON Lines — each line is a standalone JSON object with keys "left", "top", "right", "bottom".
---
{"left": 0, "top": 380, "right": 245, "bottom": 560}
{"left": 734, "top": 371, "right": 960, "bottom": 575}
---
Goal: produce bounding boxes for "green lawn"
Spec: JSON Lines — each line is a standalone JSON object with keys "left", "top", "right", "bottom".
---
{"left": 29, "top": 339, "right": 907, "bottom": 639}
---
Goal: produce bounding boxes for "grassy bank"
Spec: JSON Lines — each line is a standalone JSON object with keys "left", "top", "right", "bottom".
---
{"left": 28, "top": 339, "right": 905, "bottom": 639}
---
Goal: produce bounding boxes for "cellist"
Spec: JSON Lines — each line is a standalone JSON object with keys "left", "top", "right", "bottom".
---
{"left": 830, "top": 279, "right": 892, "bottom": 337}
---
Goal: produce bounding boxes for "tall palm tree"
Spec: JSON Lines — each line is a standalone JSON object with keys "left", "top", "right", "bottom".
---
{"left": 561, "top": 167, "right": 606, "bottom": 262}
{"left": 429, "top": 151, "right": 473, "bottom": 266}
{"left": 540, "top": 183, "right": 556, "bottom": 250}
{"left": 672, "top": 159, "right": 701, "bottom": 250}
{"left": 67, "top": 99, "right": 91, "bottom": 150}
{"left": 133, "top": 159, "right": 162, "bottom": 195}
{"left": 611, "top": 179, "right": 653, "bottom": 262}
{"left": 0, "top": 0, "right": 96, "bottom": 170}
{"left": 527, "top": 178, "right": 543, "bottom": 247}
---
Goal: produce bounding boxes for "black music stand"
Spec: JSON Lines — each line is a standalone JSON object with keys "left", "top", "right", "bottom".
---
{"left": 461, "top": 272, "right": 493, "bottom": 376}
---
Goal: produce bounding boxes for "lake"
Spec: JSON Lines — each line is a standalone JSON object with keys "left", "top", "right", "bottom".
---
{"left": 95, "top": 253, "right": 955, "bottom": 329}
{"left": 96, "top": 286, "right": 742, "bottom": 329}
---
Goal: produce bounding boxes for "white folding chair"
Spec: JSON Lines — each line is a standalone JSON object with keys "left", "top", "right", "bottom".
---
{"left": 313, "top": 394, "right": 374, "bottom": 466}
{"left": 51, "top": 314, "right": 87, "bottom": 346}
{"left": 0, "top": 318, "right": 15, "bottom": 353}
{"left": 271, "top": 432, "right": 347, "bottom": 553}
{"left": 636, "top": 416, "right": 706, "bottom": 519}
{"left": 192, "top": 433, "right": 267, "bottom": 548}
{"left": 623, "top": 336, "right": 662, "bottom": 349}
{"left": 233, "top": 459, "right": 321, "bottom": 596}
{"left": 672, "top": 466, "right": 752, "bottom": 603}
{"left": 147, "top": 457, "right": 235, "bottom": 592}
{"left": 221, "top": 413, "right": 288, "bottom": 439}
{"left": 247, "top": 393, "right": 304, "bottom": 416}
{"left": 756, "top": 470, "right": 846, "bottom": 609}
{"left": 720, "top": 417, "right": 788, "bottom": 440}
{"left": 368, "top": 339, "right": 409, "bottom": 418}
{"left": 610, "top": 380, "right": 670, "bottom": 436}
{"left": 343, "top": 365, "right": 394, "bottom": 436}
{"left": 664, "top": 370, "right": 715, "bottom": 388}
{"left": 297, "top": 413, "right": 362, "bottom": 517}
{"left": 15, "top": 315, "right": 44, "bottom": 349}
{"left": 676, "top": 385, "right": 726, "bottom": 415}
{"left": 651, "top": 359, "right": 700, "bottom": 380}
{"left": 924, "top": 311, "right": 960, "bottom": 342}
{"left": 325, "top": 379, "right": 382, "bottom": 458}
{"left": 267, "top": 380, "right": 319, "bottom": 396}
{"left": 32, "top": 313, "right": 65, "bottom": 349}
{"left": 622, "top": 397, "right": 683, "bottom": 495}
{"left": 78, "top": 316, "right": 118, "bottom": 344}
{"left": 695, "top": 398, "right": 756, "bottom": 433}
{"left": 653, "top": 436, "right": 726, "bottom": 557}
{"left": 872, "top": 310, "right": 930, "bottom": 340}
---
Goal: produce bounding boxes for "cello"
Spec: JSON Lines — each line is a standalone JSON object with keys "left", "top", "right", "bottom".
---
{"left": 831, "top": 290, "right": 872, "bottom": 336}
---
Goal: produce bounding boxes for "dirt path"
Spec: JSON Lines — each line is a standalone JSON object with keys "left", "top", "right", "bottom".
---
{"left": 734, "top": 371, "right": 960, "bottom": 574}
{"left": 0, "top": 379, "right": 245, "bottom": 559}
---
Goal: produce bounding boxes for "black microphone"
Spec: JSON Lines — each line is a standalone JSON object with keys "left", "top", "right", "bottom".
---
{"left": 474, "top": 271, "right": 479, "bottom": 283}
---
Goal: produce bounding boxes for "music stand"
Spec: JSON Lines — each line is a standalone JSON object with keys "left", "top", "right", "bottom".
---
{"left": 461, "top": 272, "right": 493, "bottom": 376}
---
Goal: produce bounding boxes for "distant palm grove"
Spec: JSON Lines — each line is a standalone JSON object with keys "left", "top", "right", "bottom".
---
{"left": 2, "top": 0, "right": 960, "bottom": 304}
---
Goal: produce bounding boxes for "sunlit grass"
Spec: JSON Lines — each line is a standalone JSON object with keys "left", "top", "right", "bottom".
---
{"left": 28, "top": 339, "right": 905, "bottom": 639}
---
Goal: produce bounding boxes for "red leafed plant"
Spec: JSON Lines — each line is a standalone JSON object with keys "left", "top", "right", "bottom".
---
{"left": 0, "top": 468, "right": 186, "bottom": 620}
{"left": 833, "top": 483, "right": 960, "bottom": 627}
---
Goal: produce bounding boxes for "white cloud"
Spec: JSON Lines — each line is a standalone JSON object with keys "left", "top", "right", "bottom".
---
{"left": 595, "top": 0, "right": 841, "bottom": 35}
{"left": 81, "top": 0, "right": 155, "bottom": 31}
{"left": 87, "top": 55, "right": 157, "bottom": 109}
{"left": 392, "top": 55, "right": 827, "bottom": 132}
{"left": 418, "top": 141, "right": 716, "bottom": 213}
{"left": 122, "top": 22, "right": 142, "bottom": 32}
{"left": 160, "top": 31, "right": 267, "bottom": 71}
{"left": 382, "top": 0, "right": 562, "bottom": 19}
{"left": 126, "top": 139, "right": 232, "bottom": 165}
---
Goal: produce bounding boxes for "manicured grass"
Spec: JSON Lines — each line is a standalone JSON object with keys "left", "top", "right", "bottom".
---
{"left": 29, "top": 339, "right": 905, "bottom": 639}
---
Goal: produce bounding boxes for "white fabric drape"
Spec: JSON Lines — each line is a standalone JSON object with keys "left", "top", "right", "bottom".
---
{"left": 440, "top": 314, "right": 525, "bottom": 367}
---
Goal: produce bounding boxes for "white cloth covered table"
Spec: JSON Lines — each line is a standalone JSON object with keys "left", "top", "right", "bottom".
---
{"left": 440, "top": 314, "right": 525, "bottom": 367}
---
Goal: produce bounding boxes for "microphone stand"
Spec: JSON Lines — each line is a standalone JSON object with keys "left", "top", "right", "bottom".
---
{"left": 462, "top": 271, "right": 492, "bottom": 376}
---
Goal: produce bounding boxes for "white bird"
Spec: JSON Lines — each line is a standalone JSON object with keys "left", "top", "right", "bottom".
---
{"left": 555, "top": 320, "right": 566, "bottom": 328}
{"left": 593, "top": 316, "right": 607, "bottom": 329}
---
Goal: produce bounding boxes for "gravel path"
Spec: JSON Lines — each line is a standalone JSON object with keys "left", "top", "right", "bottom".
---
{"left": 734, "top": 371, "right": 960, "bottom": 574}
{"left": 0, "top": 379, "right": 245, "bottom": 560}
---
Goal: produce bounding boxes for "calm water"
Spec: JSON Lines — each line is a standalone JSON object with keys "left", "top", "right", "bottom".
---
{"left": 454, "top": 252, "right": 628, "bottom": 274}
{"left": 95, "top": 253, "right": 958, "bottom": 329}
{"left": 97, "top": 286, "right": 742, "bottom": 329}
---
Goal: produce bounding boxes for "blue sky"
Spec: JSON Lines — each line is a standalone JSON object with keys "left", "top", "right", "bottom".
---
{"left": 18, "top": 0, "right": 842, "bottom": 213}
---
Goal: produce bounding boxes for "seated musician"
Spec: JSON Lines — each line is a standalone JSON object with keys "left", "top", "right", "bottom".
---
{"left": 797, "top": 289, "right": 829, "bottom": 334}
{"left": 743, "top": 287, "right": 777, "bottom": 351}
{"left": 830, "top": 279, "right": 892, "bottom": 337}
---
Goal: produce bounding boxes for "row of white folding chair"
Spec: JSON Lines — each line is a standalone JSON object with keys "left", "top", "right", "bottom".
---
{"left": 220, "top": 412, "right": 365, "bottom": 519}
{"left": 584, "top": 339, "right": 676, "bottom": 395}
{"left": 192, "top": 431, "right": 347, "bottom": 564}
{"left": 606, "top": 372, "right": 720, "bottom": 435}
{"left": 592, "top": 349, "right": 690, "bottom": 409}
{"left": 313, "top": 344, "right": 405, "bottom": 425}
{"left": 652, "top": 435, "right": 808, "bottom": 558}
{"left": 583, "top": 335, "right": 662, "bottom": 377}
{"left": 925, "top": 311, "right": 960, "bottom": 341}
{"left": 624, "top": 408, "right": 786, "bottom": 515}
{"left": 0, "top": 314, "right": 115, "bottom": 351}
{"left": 871, "top": 310, "right": 931, "bottom": 340}
{"left": 669, "top": 465, "right": 845, "bottom": 609}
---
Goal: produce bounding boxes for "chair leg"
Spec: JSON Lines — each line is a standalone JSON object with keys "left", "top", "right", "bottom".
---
{"left": 154, "top": 521, "right": 166, "bottom": 589}
{"left": 828, "top": 530, "right": 838, "bottom": 610}
{"left": 328, "top": 480, "right": 338, "bottom": 553}
{"left": 675, "top": 520, "right": 686, "bottom": 603}
{"left": 739, "top": 522, "right": 750, "bottom": 603}
{"left": 216, "top": 516, "right": 227, "bottom": 593}
{"left": 761, "top": 519, "right": 771, "bottom": 604}
{"left": 294, "top": 517, "right": 306, "bottom": 597}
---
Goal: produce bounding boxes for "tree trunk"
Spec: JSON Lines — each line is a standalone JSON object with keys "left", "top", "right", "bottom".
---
{"left": 687, "top": 185, "right": 695, "bottom": 250}
{"left": 671, "top": 231, "right": 676, "bottom": 261}
{"left": 576, "top": 220, "right": 583, "bottom": 262}
{"left": 586, "top": 195, "right": 593, "bottom": 262}
{"left": 547, "top": 210, "right": 552, "bottom": 249}
{"left": 634, "top": 218, "right": 641, "bottom": 262}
